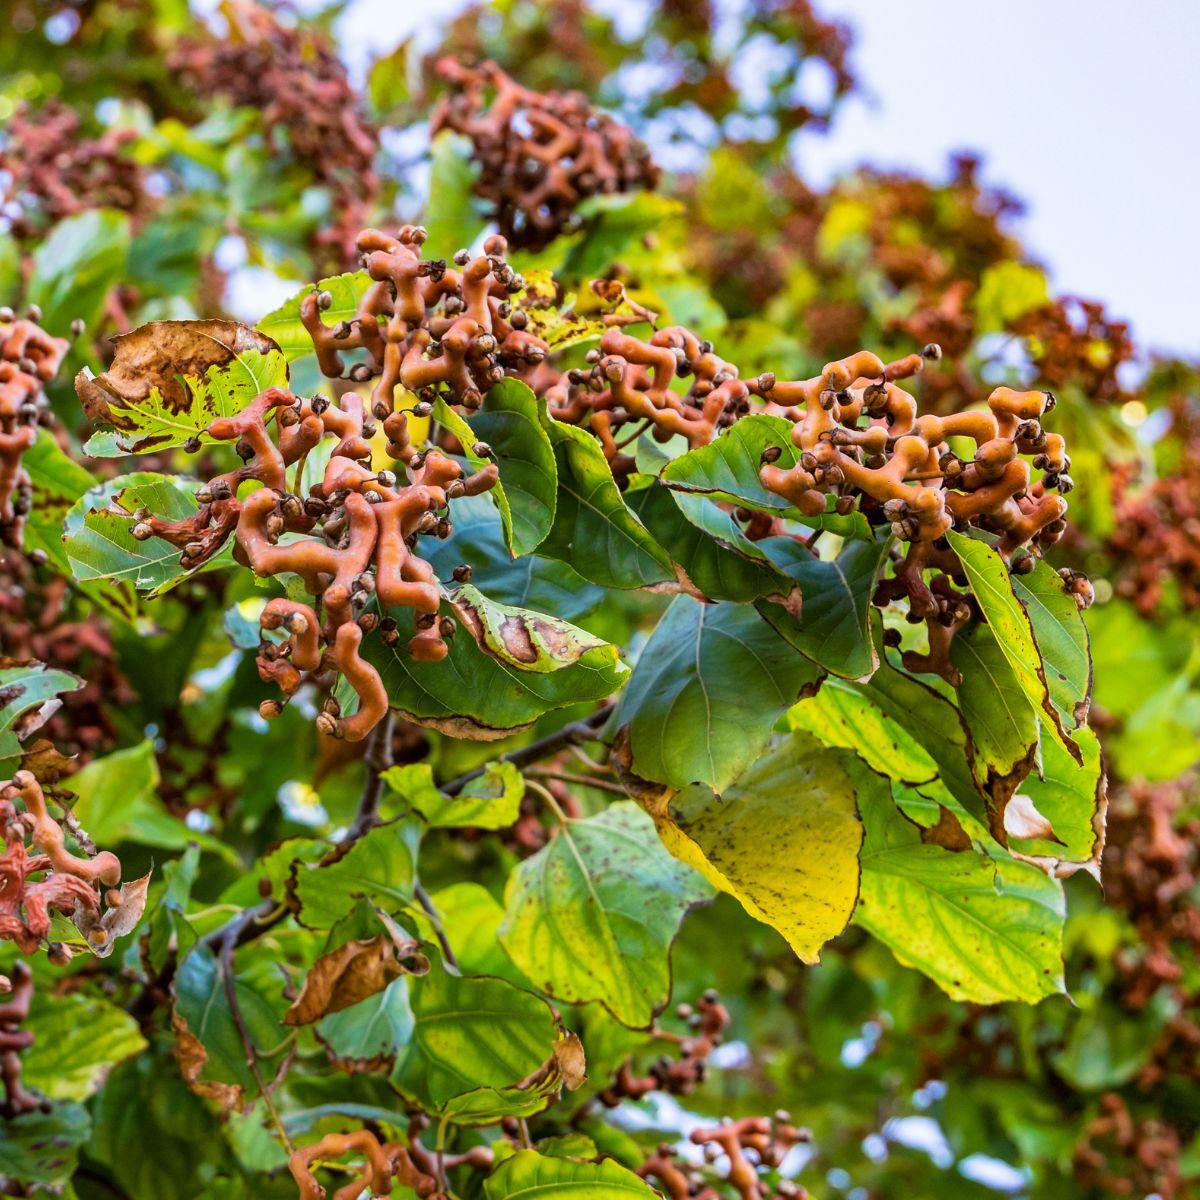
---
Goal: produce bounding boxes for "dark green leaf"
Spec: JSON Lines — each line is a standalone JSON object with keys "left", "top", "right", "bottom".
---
{"left": 539, "top": 416, "right": 674, "bottom": 588}
{"left": 757, "top": 536, "right": 889, "bottom": 677}
{"left": 616, "top": 596, "right": 821, "bottom": 790}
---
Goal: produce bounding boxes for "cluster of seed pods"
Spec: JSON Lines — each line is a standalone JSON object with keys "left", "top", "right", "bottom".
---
{"left": 123, "top": 217, "right": 1083, "bottom": 734}
{"left": 289, "top": 1124, "right": 492, "bottom": 1200}
{"left": 0, "top": 100, "right": 148, "bottom": 239}
{"left": 0, "top": 310, "right": 69, "bottom": 550}
{"left": 430, "top": 58, "right": 660, "bottom": 249}
{"left": 129, "top": 376, "right": 497, "bottom": 741}
{"left": 0, "top": 771, "right": 125, "bottom": 956}
{"left": 639, "top": 1114, "right": 808, "bottom": 1200}
{"left": 599, "top": 989, "right": 730, "bottom": 1106}
{"left": 169, "top": 0, "right": 379, "bottom": 267}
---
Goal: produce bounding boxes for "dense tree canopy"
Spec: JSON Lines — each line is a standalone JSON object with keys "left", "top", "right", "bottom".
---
{"left": 0, "top": 2, "right": 1195, "bottom": 1198}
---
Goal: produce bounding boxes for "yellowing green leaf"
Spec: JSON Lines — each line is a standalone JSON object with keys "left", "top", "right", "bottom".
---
{"left": 643, "top": 733, "right": 862, "bottom": 963}
{"left": 499, "top": 802, "right": 713, "bottom": 1027}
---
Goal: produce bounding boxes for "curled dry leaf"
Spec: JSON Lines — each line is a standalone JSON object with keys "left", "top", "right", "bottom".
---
{"left": 516, "top": 1030, "right": 588, "bottom": 1096}
{"left": 283, "top": 934, "right": 430, "bottom": 1026}
{"left": 171, "top": 1012, "right": 244, "bottom": 1113}
{"left": 74, "top": 320, "right": 285, "bottom": 454}
{"left": 72, "top": 869, "right": 152, "bottom": 958}
{"left": 1004, "top": 793, "right": 1066, "bottom": 844}
{"left": 552, "top": 1032, "right": 587, "bottom": 1091}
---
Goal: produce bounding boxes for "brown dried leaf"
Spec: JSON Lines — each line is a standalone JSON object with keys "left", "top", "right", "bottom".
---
{"left": 75, "top": 320, "right": 287, "bottom": 454}
{"left": 553, "top": 1031, "right": 587, "bottom": 1091}
{"left": 920, "top": 805, "right": 973, "bottom": 852}
{"left": 1003, "top": 794, "right": 1065, "bottom": 844}
{"left": 171, "top": 1012, "right": 244, "bottom": 1112}
{"left": 73, "top": 869, "right": 152, "bottom": 958}
{"left": 283, "top": 935, "right": 430, "bottom": 1026}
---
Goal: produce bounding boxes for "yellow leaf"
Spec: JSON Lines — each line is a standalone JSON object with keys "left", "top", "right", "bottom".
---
{"left": 639, "top": 732, "right": 862, "bottom": 963}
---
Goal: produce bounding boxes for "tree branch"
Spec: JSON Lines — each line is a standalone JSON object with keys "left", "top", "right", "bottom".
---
{"left": 441, "top": 702, "right": 614, "bottom": 797}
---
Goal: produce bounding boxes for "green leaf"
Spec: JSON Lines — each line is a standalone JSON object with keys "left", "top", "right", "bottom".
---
{"left": 27, "top": 209, "right": 131, "bottom": 335}
{"left": 469, "top": 378, "right": 558, "bottom": 554}
{"left": 171, "top": 944, "right": 285, "bottom": 1102}
{"left": 951, "top": 621, "right": 1041, "bottom": 796}
{"left": 626, "top": 480, "right": 797, "bottom": 605}
{"left": 854, "top": 769, "right": 1066, "bottom": 1003}
{"left": 315, "top": 977, "right": 414, "bottom": 1071}
{"left": 947, "top": 531, "right": 1078, "bottom": 757}
{"left": 0, "top": 1104, "right": 91, "bottom": 1188}
{"left": 367, "top": 39, "right": 410, "bottom": 120}
{"left": 660, "top": 414, "right": 799, "bottom": 515}
{"left": 391, "top": 968, "right": 557, "bottom": 1113}
{"left": 63, "top": 472, "right": 232, "bottom": 595}
{"left": 88, "top": 1049, "right": 234, "bottom": 1200}
{"left": 449, "top": 583, "right": 616, "bottom": 675}
{"left": 365, "top": 600, "right": 628, "bottom": 741}
{"left": 756, "top": 537, "right": 890, "bottom": 677}
{"left": 660, "top": 415, "right": 873, "bottom": 539}
{"left": 485, "top": 1149, "right": 659, "bottom": 1199}
{"left": 424, "top": 494, "right": 603, "bottom": 620}
{"left": 857, "top": 655, "right": 985, "bottom": 822}
{"left": 1011, "top": 558, "right": 1092, "bottom": 731}
{"left": 500, "top": 802, "right": 712, "bottom": 1027}
{"left": 643, "top": 733, "right": 862, "bottom": 964}
{"left": 616, "top": 596, "right": 822, "bottom": 791}
{"left": 0, "top": 661, "right": 82, "bottom": 767}
{"left": 563, "top": 192, "right": 684, "bottom": 279}
{"left": 256, "top": 271, "right": 373, "bottom": 361}
{"left": 382, "top": 761, "right": 523, "bottom": 830}
{"left": 23, "top": 429, "right": 139, "bottom": 617}
{"left": 538, "top": 415, "right": 674, "bottom": 588}
{"left": 77, "top": 320, "right": 289, "bottom": 456}
{"left": 22, "top": 990, "right": 146, "bottom": 1101}
{"left": 291, "top": 821, "right": 421, "bottom": 929}
{"left": 1053, "top": 991, "right": 1176, "bottom": 1091}
{"left": 787, "top": 678, "right": 938, "bottom": 784}
{"left": 423, "top": 131, "right": 485, "bottom": 258}
{"left": 1014, "top": 725, "right": 1105, "bottom": 865}
{"left": 69, "top": 741, "right": 238, "bottom": 864}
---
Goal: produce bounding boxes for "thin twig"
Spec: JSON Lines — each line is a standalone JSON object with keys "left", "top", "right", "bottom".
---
{"left": 526, "top": 768, "right": 626, "bottom": 796}
{"left": 218, "top": 916, "right": 293, "bottom": 1153}
{"left": 349, "top": 710, "right": 395, "bottom": 840}
{"left": 442, "top": 703, "right": 614, "bottom": 797}
{"left": 414, "top": 882, "right": 458, "bottom": 971}
{"left": 524, "top": 778, "right": 571, "bottom": 825}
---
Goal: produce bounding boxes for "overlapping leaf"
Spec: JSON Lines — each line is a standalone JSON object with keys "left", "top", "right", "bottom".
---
{"left": 641, "top": 733, "right": 862, "bottom": 963}
{"left": 500, "top": 803, "right": 713, "bottom": 1027}
{"left": 63, "top": 472, "right": 233, "bottom": 595}
{"left": 76, "top": 319, "right": 288, "bottom": 455}
{"left": 365, "top": 599, "right": 627, "bottom": 740}
{"left": 616, "top": 596, "right": 822, "bottom": 791}
{"left": 854, "top": 763, "right": 1066, "bottom": 1003}
{"left": 538, "top": 415, "right": 674, "bottom": 588}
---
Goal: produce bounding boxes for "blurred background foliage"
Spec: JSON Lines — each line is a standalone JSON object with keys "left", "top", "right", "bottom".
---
{"left": 0, "top": 1, "right": 1196, "bottom": 1198}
